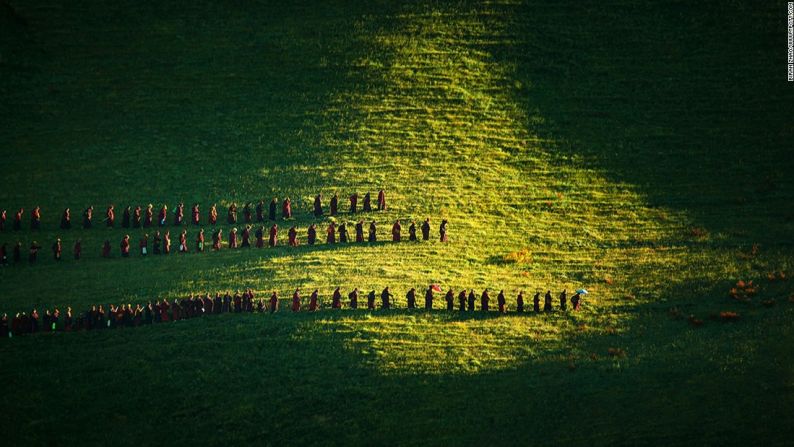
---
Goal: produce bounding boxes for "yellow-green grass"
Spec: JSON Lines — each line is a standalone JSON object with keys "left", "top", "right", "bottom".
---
{"left": 0, "top": 0, "right": 792, "bottom": 445}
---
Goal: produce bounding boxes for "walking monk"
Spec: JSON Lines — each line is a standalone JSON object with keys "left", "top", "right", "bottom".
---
{"left": 174, "top": 203, "right": 184, "bottom": 225}
{"left": 377, "top": 189, "right": 386, "bottom": 211}
{"left": 406, "top": 288, "right": 416, "bottom": 309}
{"left": 516, "top": 291, "right": 524, "bottom": 313}
{"left": 144, "top": 204, "right": 153, "bottom": 227}
{"left": 191, "top": 203, "right": 200, "bottom": 225}
{"left": 83, "top": 206, "right": 93, "bottom": 229}
{"left": 332, "top": 287, "right": 342, "bottom": 309}
{"left": 440, "top": 219, "right": 448, "bottom": 242}
{"left": 424, "top": 286, "right": 434, "bottom": 310}
{"left": 13, "top": 207, "right": 23, "bottom": 231}
{"left": 73, "top": 239, "right": 82, "bottom": 260}
{"left": 363, "top": 192, "right": 372, "bottom": 212}
{"left": 445, "top": 289, "right": 455, "bottom": 311}
{"left": 349, "top": 288, "right": 359, "bottom": 309}
{"left": 313, "top": 194, "right": 323, "bottom": 217}
{"left": 104, "top": 205, "right": 114, "bottom": 227}
{"left": 140, "top": 234, "right": 148, "bottom": 255}
{"left": 326, "top": 222, "right": 336, "bottom": 244}
{"left": 255, "top": 226, "right": 264, "bottom": 248}
{"left": 497, "top": 290, "right": 506, "bottom": 313}
{"left": 409, "top": 221, "right": 417, "bottom": 241}
{"left": 481, "top": 289, "right": 490, "bottom": 312}
{"left": 196, "top": 229, "right": 204, "bottom": 252}
{"left": 158, "top": 204, "right": 168, "bottom": 227}
{"left": 256, "top": 200, "right": 265, "bottom": 222}
{"left": 282, "top": 197, "right": 292, "bottom": 219}
{"left": 209, "top": 204, "right": 218, "bottom": 225}
{"left": 330, "top": 193, "right": 338, "bottom": 216}
{"left": 121, "top": 235, "right": 131, "bottom": 257}
{"left": 367, "top": 290, "right": 376, "bottom": 310}
{"left": 229, "top": 228, "right": 238, "bottom": 249}
{"left": 178, "top": 229, "right": 188, "bottom": 253}
{"left": 392, "top": 220, "right": 401, "bottom": 242}
{"left": 291, "top": 289, "right": 301, "bottom": 312}
{"left": 52, "top": 238, "right": 62, "bottom": 261}
{"left": 309, "top": 289, "right": 319, "bottom": 311}
{"left": 61, "top": 208, "right": 71, "bottom": 229}
{"left": 133, "top": 206, "right": 142, "bottom": 228}
{"left": 381, "top": 287, "right": 392, "bottom": 309}
{"left": 227, "top": 203, "right": 237, "bottom": 224}
{"left": 339, "top": 222, "right": 348, "bottom": 243}
{"left": 355, "top": 221, "right": 364, "bottom": 242}
{"left": 269, "top": 224, "right": 278, "bottom": 247}
{"left": 349, "top": 193, "right": 358, "bottom": 214}
{"left": 458, "top": 290, "right": 467, "bottom": 311}
{"left": 421, "top": 218, "right": 430, "bottom": 240}
{"left": 269, "top": 198, "right": 277, "bottom": 220}
{"left": 544, "top": 291, "right": 553, "bottom": 312}
{"left": 269, "top": 291, "right": 279, "bottom": 313}
{"left": 288, "top": 226, "right": 298, "bottom": 246}
{"left": 533, "top": 292, "right": 541, "bottom": 312}
{"left": 368, "top": 221, "right": 377, "bottom": 242}
{"left": 241, "top": 225, "right": 251, "bottom": 248}
{"left": 307, "top": 224, "right": 317, "bottom": 245}
{"left": 122, "top": 206, "right": 131, "bottom": 228}
{"left": 30, "top": 206, "right": 41, "bottom": 230}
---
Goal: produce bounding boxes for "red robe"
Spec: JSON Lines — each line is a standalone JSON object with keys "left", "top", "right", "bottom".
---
{"left": 309, "top": 291, "right": 318, "bottom": 311}
{"left": 288, "top": 227, "right": 297, "bottom": 246}
{"left": 269, "top": 226, "right": 278, "bottom": 247}
{"left": 106, "top": 208, "right": 114, "bottom": 226}
{"left": 163, "top": 234, "right": 171, "bottom": 254}
{"left": 158, "top": 208, "right": 167, "bottom": 226}
{"left": 291, "top": 292, "right": 301, "bottom": 312}
{"left": 192, "top": 206, "right": 200, "bottom": 225}
{"left": 392, "top": 222, "right": 401, "bottom": 242}
{"left": 282, "top": 199, "right": 291, "bottom": 218}
{"left": 269, "top": 293, "right": 279, "bottom": 312}
{"left": 209, "top": 207, "right": 217, "bottom": 225}
{"left": 196, "top": 233, "right": 204, "bottom": 252}
{"left": 179, "top": 233, "right": 188, "bottom": 252}
{"left": 120, "top": 238, "right": 130, "bottom": 256}
{"left": 327, "top": 224, "right": 336, "bottom": 244}
{"left": 377, "top": 190, "right": 386, "bottom": 210}
{"left": 229, "top": 231, "right": 238, "bottom": 248}
{"left": 332, "top": 289, "right": 342, "bottom": 309}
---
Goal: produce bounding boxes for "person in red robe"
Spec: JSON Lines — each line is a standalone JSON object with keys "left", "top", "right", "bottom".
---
{"left": 73, "top": 239, "right": 81, "bottom": 260}
{"left": 406, "top": 288, "right": 416, "bottom": 309}
{"left": 174, "top": 203, "right": 184, "bottom": 226}
{"left": 481, "top": 289, "right": 490, "bottom": 312}
{"left": 269, "top": 291, "right": 279, "bottom": 313}
{"left": 163, "top": 231, "right": 171, "bottom": 254}
{"left": 82, "top": 206, "right": 92, "bottom": 229}
{"left": 544, "top": 291, "right": 553, "bottom": 312}
{"left": 241, "top": 225, "right": 251, "bottom": 248}
{"left": 533, "top": 292, "right": 541, "bottom": 312}
{"left": 330, "top": 193, "right": 338, "bottom": 216}
{"left": 191, "top": 203, "right": 200, "bottom": 225}
{"left": 121, "top": 235, "right": 130, "bottom": 257}
{"left": 209, "top": 204, "right": 218, "bottom": 225}
{"left": 424, "top": 286, "right": 433, "bottom": 310}
{"left": 122, "top": 206, "right": 131, "bottom": 228}
{"left": 363, "top": 193, "right": 372, "bottom": 212}
{"left": 178, "top": 230, "right": 188, "bottom": 253}
{"left": 332, "top": 287, "right": 342, "bottom": 309}
{"left": 571, "top": 292, "right": 582, "bottom": 311}
{"left": 349, "top": 193, "right": 358, "bottom": 214}
{"left": 445, "top": 289, "right": 455, "bottom": 311}
{"left": 0, "top": 209, "right": 6, "bottom": 231}
{"left": 516, "top": 292, "right": 524, "bottom": 313}
{"left": 392, "top": 220, "right": 401, "bottom": 242}
{"left": 212, "top": 229, "right": 222, "bottom": 250}
{"left": 349, "top": 288, "right": 359, "bottom": 309}
{"left": 140, "top": 234, "right": 148, "bottom": 256}
{"left": 313, "top": 194, "right": 323, "bottom": 217}
{"left": 196, "top": 229, "right": 204, "bottom": 252}
{"left": 160, "top": 300, "right": 171, "bottom": 322}
{"left": 458, "top": 290, "right": 467, "bottom": 311}
{"left": 381, "top": 287, "right": 392, "bottom": 309}
{"left": 227, "top": 203, "right": 237, "bottom": 224}
{"left": 256, "top": 200, "right": 265, "bottom": 222}
{"left": 339, "top": 223, "right": 348, "bottom": 243}
{"left": 102, "top": 240, "right": 111, "bottom": 258}
{"left": 355, "top": 221, "right": 364, "bottom": 242}
{"left": 133, "top": 206, "right": 142, "bottom": 228}
{"left": 326, "top": 222, "right": 336, "bottom": 244}
{"left": 60, "top": 208, "right": 71, "bottom": 229}
{"left": 421, "top": 218, "right": 430, "bottom": 240}
{"left": 368, "top": 221, "right": 377, "bottom": 242}
{"left": 377, "top": 190, "right": 386, "bottom": 211}
{"left": 243, "top": 203, "right": 252, "bottom": 223}
{"left": 229, "top": 228, "right": 238, "bottom": 249}
{"left": 255, "top": 226, "right": 264, "bottom": 248}
{"left": 291, "top": 289, "right": 301, "bottom": 312}
{"left": 282, "top": 197, "right": 292, "bottom": 219}
{"left": 30, "top": 206, "right": 41, "bottom": 230}
{"left": 158, "top": 205, "right": 168, "bottom": 226}
{"left": 309, "top": 289, "right": 319, "bottom": 311}
{"left": 440, "top": 220, "right": 448, "bottom": 242}
{"left": 13, "top": 207, "right": 23, "bottom": 231}
{"left": 106, "top": 205, "right": 115, "bottom": 227}
{"left": 288, "top": 226, "right": 298, "bottom": 246}
{"left": 497, "top": 290, "right": 506, "bottom": 313}
{"left": 52, "top": 238, "right": 62, "bottom": 261}
{"left": 307, "top": 224, "right": 316, "bottom": 245}
{"left": 144, "top": 204, "right": 153, "bottom": 227}
{"left": 269, "top": 224, "right": 278, "bottom": 247}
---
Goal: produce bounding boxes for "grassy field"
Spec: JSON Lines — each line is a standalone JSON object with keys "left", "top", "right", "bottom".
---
{"left": 1, "top": 0, "right": 793, "bottom": 445}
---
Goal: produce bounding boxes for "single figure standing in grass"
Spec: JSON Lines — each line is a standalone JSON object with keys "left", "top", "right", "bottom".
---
{"left": 425, "top": 286, "right": 434, "bottom": 310}
{"left": 363, "top": 192, "right": 372, "bottom": 212}
{"left": 332, "top": 287, "right": 342, "bottom": 309}
{"left": 121, "top": 235, "right": 130, "bottom": 257}
{"left": 330, "top": 193, "right": 338, "bottom": 216}
{"left": 288, "top": 225, "right": 298, "bottom": 247}
{"left": 458, "top": 290, "right": 467, "bottom": 311}
{"left": 228, "top": 228, "right": 238, "bottom": 249}
{"left": 307, "top": 223, "right": 317, "bottom": 245}
{"left": 309, "top": 289, "right": 319, "bottom": 311}
{"left": 227, "top": 203, "right": 237, "bottom": 224}
{"left": 30, "top": 206, "right": 41, "bottom": 230}
{"left": 133, "top": 206, "right": 142, "bottom": 228}
{"left": 326, "top": 222, "right": 336, "bottom": 244}
{"left": 105, "top": 205, "right": 114, "bottom": 228}
{"left": 256, "top": 200, "right": 265, "bottom": 222}
{"left": 158, "top": 205, "right": 168, "bottom": 227}
{"left": 440, "top": 219, "right": 448, "bottom": 242}
{"left": 122, "top": 206, "right": 131, "bottom": 228}
{"left": 269, "top": 224, "right": 278, "bottom": 247}
{"left": 339, "top": 222, "right": 348, "bottom": 243}
{"left": 381, "top": 287, "right": 392, "bottom": 309}
{"left": 314, "top": 194, "right": 323, "bottom": 217}
{"left": 349, "top": 193, "right": 358, "bottom": 214}
{"left": 196, "top": 229, "right": 204, "bottom": 252}
{"left": 355, "top": 220, "right": 364, "bottom": 242}
{"left": 533, "top": 292, "right": 541, "bottom": 312}
{"left": 349, "top": 288, "right": 359, "bottom": 309}
{"left": 406, "top": 288, "right": 416, "bottom": 309}
{"left": 269, "top": 198, "right": 277, "bottom": 220}
{"left": 392, "top": 220, "right": 401, "bottom": 242}
{"left": 421, "top": 218, "right": 430, "bottom": 240}
{"left": 292, "top": 289, "right": 301, "bottom": 312}
{"left": 544, "top": 290, "right": 553, "bottom": 312}
{"left": 445, "top": 289, "right": 455, "bottom": 311}
{"left": 497, "top": 290, "right": 506, "bottom": 313}
{"left": 83, "top": 206, "right": 93, "bottom": 229}
{"left": 481, "top": 289, "right": 490, "bottom": 312}
{"left": 559, "top": 289, "right": 567, "bottom": 311}
{"left": 61, "top": 208, "right": 71, "bottom": 229}
{"left": 282, "top": 197, "right": 292, "bottom": 219}
{"left": 377, "top": 189, "right": 386, "bottom": 211}
{"left": 368, "top": 221, "right": 377, "bottom": 242}
{"left": 52, "top": 238, "right": 62, "bottom": 261}
{"left": 516, "top": 291, "right": 524, "bottom": 313}
{"left": 255, "top": 226, "right": 264, "bottom": 248}
{"left": 209, "top": 203, "right": 218, "bottom": 225}
{"left": 140, "top": 234, "right": 148, "bottom": 256}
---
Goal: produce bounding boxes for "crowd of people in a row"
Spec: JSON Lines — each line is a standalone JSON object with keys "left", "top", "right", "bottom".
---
{"left": 0, "top": 287, "right": 584, "bottom": 337}
{"left": 0, "top": 218, "right": 448, "bottom": 264}
{"left": 0, "top": 191, "right": 387, "bottom": 231}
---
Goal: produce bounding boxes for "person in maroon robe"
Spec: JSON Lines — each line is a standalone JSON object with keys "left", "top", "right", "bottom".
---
{"left": 480, "top": 289, "right": 490, "bottom": 312}
{"left": 227, "top": 203, "right": 237, "bottom": 224}
{"left": 313, "top": 194, "right": 323, "bottom": 217}
{"left": 196, "top": 229, "right": 204, "bottom": 252}
{"left": 243, "top": 203, "right": 252, "bottom": 223}
{"left": 424, "top": 286, "right": 434, "bottom": 310}
{"left": 163, "top": 230, "right": 171, "bottom": 254}
{"left": 13, "top": 241, "right": 22, "bottom": 263}
{"left": 255, "top": 226, "right": 264, "bottom": 248}
{"left": 209, "top": 204, "right": 218, "bottom": 225}
{"left": 178, "top": 229, "right": 188, "bottom": 253}
{"left": 440, "top": 220, "right": 449, "bottom": 242}
{"left": 326, "top": 222, "right": 336, "bottom": 244}
{"left": 445, "top": 289, "right": 455, "bottom": 311}
{"left": 457, "top": 290, "right": 467, "bottom": 311}
{"left": 406, "top": 288, "right": 416, "bottom": 309}
{"left": 133, "top": 206, "right": 142, "bottom": 228}
{"left": 309, "top": 289, "right": 319, "bottom": 311}
{"left": 363, "top": 192, "right": 372, "bottom": 212}
{"left": 571, "top": 292, "right": 582, "bottom": 311}
{"left": 229, "top": 228, "right": 238, "bottom": 249}
{"left": 82, "top": 206, "right": 92, "bottom": 229}
{"left": 241, "top": 225, "right": 251, "bottom": 248}
{"left": 122, "top": 206, "right": 131, "bottom": 228}
{"left": 73, "top": 239, "right": 81, "bottom": 260}
{"left": 269, "top": 224, "right": 278, "bottom": 247}
{"left": 497, "top": 290, "right": 506, "bottom": 313}
{"left": 349, "top": 193, "right": 358, "bottom": 214}
{"left": 282, "top": 197, "right": 292, "bottom": 219}
{"left": 338, "top": 223, "right": 348, "bottom": 243}
{"left": 355, "top": 221, "right": 364, "bottom": 242}
{"left": 158, "top": 205, "right": 168, "bottom": 226}
{"left": 256, "top": 200, "right": 265, "bottom": 222}
{"left": 349, "top": 288, "right": 359, "bottom": 309}
{"left": 140, "top": 234, "right": 148, "bottom": 256}
{"left": 307, "top": 224, "right": 317, "bottom": 245}
{"left": 392, "top": 220, "right": 401, "bottom": 242}
{"left": 191, "top": 203, "right": 200, "bottom": 225}
{"left": 559, "top": 289, "right": 567, "bottom": 311}
{"left": 13, "top": 207, "right": 23, "bottom": 231}
{"left": 269, "top": 198, "right": 277, "bottom": 220}
{"left": 368, "top": 221, "right": 377, "bottom": 242}
{"left": 121, "top": 235, "right": 130, "bottom": 257}
{"left": 291, "top": 289, "right": 301, "bottom": 312}
{"left": 533, "top": 292, "right": 541, "bottom": 312}
{"left": 52, "top": 238, "right": 62, "bottom": 261}
{"left": 102, "top": 240, "right": 111, "bottom": 258}
{"left": 30, "top": 206, "right": 41, "bottom": 230}
{"left": 377, "top": 189, "right": 386, "bottom": 211}
{"left": 288, "top": 226, "right": 298, "bottom": 246}
{"left": 60, "top": 208, "right": 71, "bottom": 229}
{"left": 0, "top": 209, "right": 6, "bottom": 231}
{"left": 381, "top": 287, "right": 392, "bottom": 309}
{"left": 160, "top": 300, "right": 171, "bottom": 322}
{"left": 544, "top": 290, "right": 553, "bottom": 312}
{"left": 106, "top": 205, "right": 115, "bottom": 227}
{"left": 516, "top": 292, "right": 524, "bottom": 313}
{"left": 331, "top": 287, "right": 342, "bottom": 309}
{"left": 144, "top": 204, "right": 153, "bottom": 227}
{"left": 408, "top": 221, "right": 417, "bottom": 241}
{"left": 367, "top": 290, "right": 376, "bottom": 310}
{"left": 330, "top": 193, "right": 338, "bottom": 216}
{"left": 269, "top": 291, "right": 279, "bottom": 313}
{"left": 233, "top": 291, "right": 242, "bottom": 312}
{"left": 212, "top": 229, "right": 222, "bottom": 250}
{"left": 421, "top": 218, "right": 430, "bottom": 240}
{"left": 174, "top": 203, "right": 184, "bottom": 226}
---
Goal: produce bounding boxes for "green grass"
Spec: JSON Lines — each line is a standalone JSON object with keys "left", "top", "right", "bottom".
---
{"left": 1, "top": 0, "right": 793, "bottom": 445}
